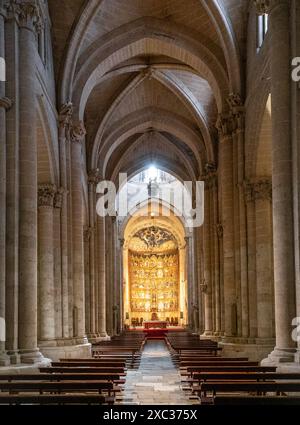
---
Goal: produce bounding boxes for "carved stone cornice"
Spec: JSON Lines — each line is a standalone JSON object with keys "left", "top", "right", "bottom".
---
{"left": 254, "top": 0, "right": 270, "bottom": 14}
{"left": 5, "top": 0, "right": 43, "bottom": 33}
{"left": 0, "top": 97, "right": 13, "bottom": 110}
{"left": 88, "top": 168, "right": 100, "bottom": 185}
{"left": 54, "top": 188, "right": 65, "bottom": 209}
{"left": 38, "top": 184, "right": 56, "bottom": 208}
{"left": 58, "top": 102, "right": 73, "bottom": 129}
{"left": 70, "top": 120, "right": 86, "bottom": 145}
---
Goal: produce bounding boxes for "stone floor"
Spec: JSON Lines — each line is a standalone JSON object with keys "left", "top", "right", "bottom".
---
{"left": 117, "top": 339, "right": 198, "bottom": 405}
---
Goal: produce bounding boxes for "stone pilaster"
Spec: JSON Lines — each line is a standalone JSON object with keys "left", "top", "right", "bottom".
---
{"left": 17, "top": 0, "right": 44, "bottom": 363}
{"left": 4, "top": 6, "right": 20, "bottom": 364}
{"left": 58, "top": 103, "right": 72, "bottom": 339}
{"left": 253, "top": 179, "right": 275, "bottom": 342}
{"left": 0, "top": 3, "right": 10, "bottom": 366}
{"left": 262, "top": 0, "right": 297, "bottom": 365}
{"left": 70, "top": 121, "right": 87, "bottom": 343}
{"left": 97, "top": 213, "right": 109, "bottom": 339}
{"left": 38, "top": 184, "right": 56, "bottom": 345}
{"left": 217, "top": 114, "right": 236, "bottom": 340}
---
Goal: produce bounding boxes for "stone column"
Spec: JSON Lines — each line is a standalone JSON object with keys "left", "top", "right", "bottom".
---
{"left": 254, "top": 179, "right": 275, "bottom": 342}
{"left": 217, "top": 115, "right": 236, "bottom": 339}
{"left": 58, "top": 103, "right": 72, "bottom": 339}
{"left": 97, "top": 214, "right": 109, "bottom": 339}
{"left": 202, "top": 171, "right": 213, "bottom": 336}
{"left": 70, "top": 121, "right": 87, "bottom": 343}
{"left": 4, "top": 7, "right": 19, "bottom": 364}
{"left": 53, "top": 189, "right": 63, "bottom": 340}
{"left": 245, "top": 182, "right": 258, "bottom": 341}
{"left": 86, "top": 169, "right": 99, "bottom": 340}
{"left": 38, "top": 184, "right": 56, "bottom": 345}
{"left": 17, "top": 0, "right": 44, "bottom": 363}
{"left": 0, "top": 3, "right": 10, "bottom": 366}
{"left": 216, "top": 223, "right": 224, "bottom": 335}
{"left": 262, "top": 0, "right": 297, "bottom": 363}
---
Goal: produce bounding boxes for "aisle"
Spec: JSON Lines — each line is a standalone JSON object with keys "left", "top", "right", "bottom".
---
{"left": 118, "top": 340, "right": 196, "bottom": 405}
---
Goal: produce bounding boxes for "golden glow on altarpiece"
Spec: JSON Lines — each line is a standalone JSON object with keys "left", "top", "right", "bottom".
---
{"left": 129, "top": 251, "right": 179, "bottom": 321}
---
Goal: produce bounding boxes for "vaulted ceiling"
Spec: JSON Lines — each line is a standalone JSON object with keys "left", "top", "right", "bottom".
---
{"left": 48, "top": 0, "right": 249, "bottom": 182}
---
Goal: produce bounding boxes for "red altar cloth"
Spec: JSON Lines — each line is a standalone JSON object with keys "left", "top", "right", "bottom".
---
{"left": 143, "top": 321, "right": 168, "bottom": 329}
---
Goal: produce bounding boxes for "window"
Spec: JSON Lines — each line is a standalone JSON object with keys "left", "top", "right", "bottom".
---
{"left": 257, "top": 13, "right": 269, "bottom": 50}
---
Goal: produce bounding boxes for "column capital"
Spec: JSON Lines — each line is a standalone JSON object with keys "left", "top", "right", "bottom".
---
{"left": 88, "top": 168, "right": 101, "bottom": 185}
{"left": 244, "top": 179, "right": 272, "bottom": 202}
{"left": 227, "top": 93, "right": 245, "bottom": 132}
{"left": 38, "top": 184, "right": 56, "bottom": 208}
{"left": 201, "top": 162, "right": 217, "bottom": 189}
{"left": 70, "top": 120, "right": 86, "bottom": 145}
{"left": 0, "top": 97, "right": 13, "bottom": 110}
{"left": 216, "top": 223, "right": 223, "bottom": 239}
{"left": 54, "top": 187, "right": 65, "bottom": 209}
{"left": 84, "top": 226, "right": 94, "bottom": 242}
{"left": 253, "top": 178, "right": 272, "bottom": 201}
{"left": 216, "top": 113, "right": 232, "bottom": 138}
{"left": 254, "top": 0, "right": 270, "bottom": 14}
{"left": 5, "top": 0, "right": 43, "bottom": 33}
{"left": 58, "top": 102, "right": 73, "bottom": 129}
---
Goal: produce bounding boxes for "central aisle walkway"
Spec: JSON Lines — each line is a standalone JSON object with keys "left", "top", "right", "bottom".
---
{"left": 118, "top": 340, "right": 196, "bottom": 405}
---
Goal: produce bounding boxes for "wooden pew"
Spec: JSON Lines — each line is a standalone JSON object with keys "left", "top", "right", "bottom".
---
{"left": 39, "top": 365, "right": 125, "bottom": 374}
{"left": 52, "top": 361, "right": 126, "bottom": 368}
{"left": 0, "top": 373, "right": 126, "bottom": 383}
{"left": 191, "top": 372, "right": 300, "bottom": 383}
{"left": 213, "top": 396, "right": 300, "bottom": 405}
{"left": 197, "top": 381, "right": 300, "bottom": 398}
{"left": 0, "top": 381, "right": 118, "bottom": 396}
{"left": 0, "top": 394, "right": 114, "bottom": 405}
{"left": 183, "top": 366, "right": 277, "bottom": 377}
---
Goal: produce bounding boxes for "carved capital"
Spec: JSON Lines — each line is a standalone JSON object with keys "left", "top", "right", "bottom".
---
{"left": 201, "top": 162, "right": 217, "bottom": 189}
{"left": 216, "top": 223, "right": 223, "bottom": 239}
{"left": 84, "top": 226, "right": 94, "bottom": 242}
{"left": 119, "top": 238, "right": 125, "bottom": 247}
{"left": 0, "top": 97, "right": 13, "bottom": 110}
{"left": 6, "top": 0, "right": 43, "bottom": 33}
{"left": 54, "top": 187, "right": 65, "bottom": 209}
{"left": 38, "top": 184, "right": 56, "bottom": 208}
{"left": 254, "top": 0, "right": 270, "bottom": 14}
{"left": 70, "top": 120, "right": 86, "bottom": 145}
{"left": 216, "top": 113, "right": 232, "bottom": 138}
{"left": 244, "top": 179, "right": 272, "bottom": 202}
{"left": 200, "top": 279, "right": 208, "bottom": 293}
{"left": 227, "top": 93, "right": 245, "bottom": 132}
{"left": 58, "top": 102, "right": 73, "bottom": 129}
{"left": 88, "top": 168, "right": 100, "bottom": 185}
{"left": 253, "top": 179, "right": 272, "bottom": 201}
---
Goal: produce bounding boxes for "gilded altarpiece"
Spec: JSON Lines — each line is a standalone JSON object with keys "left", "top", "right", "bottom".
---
{"left": 128, "top": 226, "right": 180, "bottom": 322}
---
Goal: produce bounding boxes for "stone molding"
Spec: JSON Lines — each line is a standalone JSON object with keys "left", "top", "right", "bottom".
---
{"left": 5, "top": 0, "right": 43, "bottom": 33}
{"left": 38, "top": 184, "right": 56, "bottom": 208}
